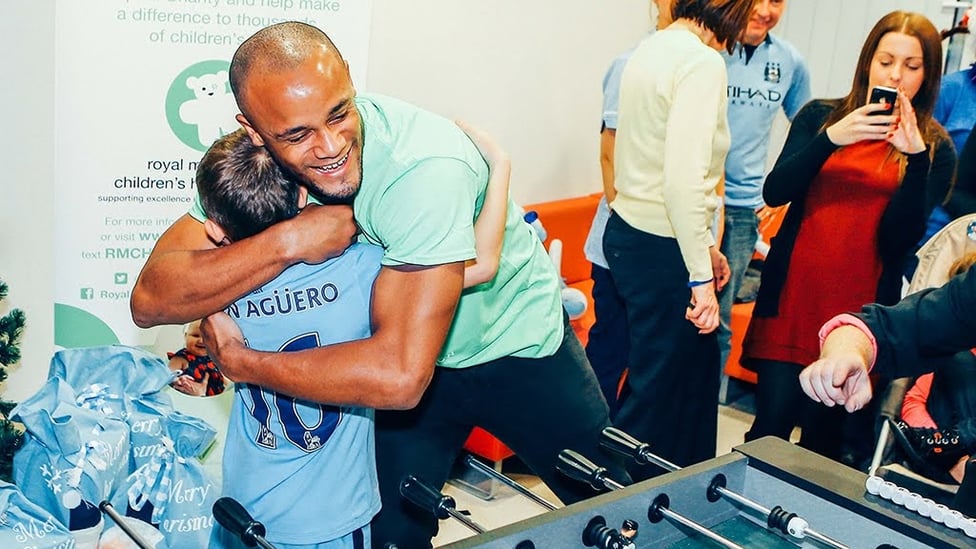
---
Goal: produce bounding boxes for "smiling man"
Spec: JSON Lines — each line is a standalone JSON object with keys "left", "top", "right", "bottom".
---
{"left": 717, "top": 0, "right": 811, "bottom": 388}
{"left": 131, "top": 21, "right": 627, "bottom": 549}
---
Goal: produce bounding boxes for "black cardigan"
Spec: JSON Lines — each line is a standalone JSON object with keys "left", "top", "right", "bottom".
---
{"left": 754, "top": 100, "right": 956, "bottom": 317}
{"left": 860, "top": 265, "right": 976, "bottom": 380}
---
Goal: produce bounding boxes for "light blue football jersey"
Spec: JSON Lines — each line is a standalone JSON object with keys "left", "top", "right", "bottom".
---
{"left": 217, "top": 243, "right": 383, "bottom": 546}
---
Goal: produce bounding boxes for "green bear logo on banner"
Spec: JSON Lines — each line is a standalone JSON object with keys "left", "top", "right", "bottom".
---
{"left": 165, "top": 60, "right": 239, "bottom": 152}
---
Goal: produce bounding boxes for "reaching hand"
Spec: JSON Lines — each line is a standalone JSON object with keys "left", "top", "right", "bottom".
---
{"left": 799, "top": 354, "right": 874, "bottom": 413}
{"left": 171, "top": 373, "right": 208, "bottom": 397}
{"left": 825, "top": 103, "right": 897, "bottom": 146}
{"left": 885, "top": 88, "right": 926, "bottom": 154}
{"left": 456, "top": 119, "right": 510, "bottom": 170}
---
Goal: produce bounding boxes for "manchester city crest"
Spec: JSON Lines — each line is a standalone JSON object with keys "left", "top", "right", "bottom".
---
{"left": 764, "top": 62, "right": 781, "bottom": 84}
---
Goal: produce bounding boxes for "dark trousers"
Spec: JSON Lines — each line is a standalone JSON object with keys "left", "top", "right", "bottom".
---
{"left": 585, "top": 263, "right": 630, "bottom": 419}
{"left": 370, "top": 315, "right": 629, "bottom": 549}
{"left": 747, "top": 359, "right": 881, "bottom": 468}
{"left": 603, "top": 213, "right": 720, "bottom": 480}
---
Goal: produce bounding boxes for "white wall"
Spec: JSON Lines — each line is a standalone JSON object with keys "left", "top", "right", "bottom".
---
{"left": 1, "top": 1, "right": 56, "bottom": 403}
{"left": 0, "top": 0, "right": 969, "bottom": 403}
{"left": 365, "top": 0, "right": 653, "bottom": 204}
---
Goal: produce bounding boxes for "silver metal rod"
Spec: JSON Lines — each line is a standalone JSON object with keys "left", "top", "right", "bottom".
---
{"left": 99, "top": 501, "right": 154, "bottom": 549}
{"left": 716, "top": 485, "right": 848, "bottom": 548}
{"left": 464, "top": 455, "right": 558, "bottom": 510}
{"left": 868, "top": 421, "right": 891, "bottom": 477}
{"left": 804, "top": 528, "right": 850, "bottom": 549}
{"left": 631, "top": 443, "right": 849, "bottom": 549}
{"left": 446, "top": 508, "right": 486, "bottom": 534}
{"left": 715, "top": 486, "right": 770, "bottom": 516}
{"left": 642, "top": 451, "right": 680, "bottom": 472}
{"left": 658, "top": 507, "right": 745, "bottom": 549}
{"left": 604, "top": 478, "right": 628, "bottom": 491}
{"left": 254, "top": 537, "right": 276, "bottom": 549}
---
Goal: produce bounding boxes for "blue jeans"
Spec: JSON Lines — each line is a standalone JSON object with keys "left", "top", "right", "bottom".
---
{"left": 717, "top": 206, "right": 759, "bottom": 373}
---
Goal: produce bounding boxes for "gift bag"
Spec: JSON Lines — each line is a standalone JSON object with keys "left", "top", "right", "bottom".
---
{"left": 0, "top": 480, "right": 75, "bottom": 549}
{"left": 11, "top": 377, "right": 131, "bottom": 528}
{"left": 48, "top": 345, "right": 175, "bottom": 412}
{"left": 127, "top": 401, "right": 216, "bottom": 472}
{"left": 48, "top": 345, "right": 192, "bottom": 474}
{"left": 115, "top": 414, "right": 218, "bottom": 548}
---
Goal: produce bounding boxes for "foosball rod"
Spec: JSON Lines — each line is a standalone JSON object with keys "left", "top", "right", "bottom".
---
{"left": 400, "top": 475, "right": 486, "bottom": 534}
{"left": 212, "top": 497, "right": 278, "bottom": 549}
{"left": 98, "top": 501, "right": 155, "bottom": 549}
{"left": 463, "top": 454, "right": 559, "bottom": 511}
{"left": 601, "top": 427, "right": 850, "bottom": 549}
{"left": 557, "top": 449, "right": 743, "bottom": 549}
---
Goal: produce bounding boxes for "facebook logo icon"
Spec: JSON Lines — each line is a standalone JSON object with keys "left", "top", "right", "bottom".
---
{"left": 80, "top": 288, "right": 94, "bottom": 300}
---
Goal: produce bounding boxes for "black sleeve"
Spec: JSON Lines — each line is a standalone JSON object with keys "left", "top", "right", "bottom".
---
{"left": 763, "top": 101, "right": 840, "bottom": 207}
{"left": 946, "top": 128, "right": 976, "bottom": 218}
{"left": 876, "top": 138, "right": 955, "bottom": 262}
{"left": 859, "top": 265, "right": 976, "bottom": 379}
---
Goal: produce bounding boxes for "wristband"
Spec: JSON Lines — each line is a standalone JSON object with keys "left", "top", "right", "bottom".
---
{"left": 687, "top": 278, "right": 714, "bottom": 288}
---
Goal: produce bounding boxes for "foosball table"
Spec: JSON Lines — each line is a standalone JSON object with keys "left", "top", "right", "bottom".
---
{"left": 438, "top": 437, "right": 972, "bottom": 548}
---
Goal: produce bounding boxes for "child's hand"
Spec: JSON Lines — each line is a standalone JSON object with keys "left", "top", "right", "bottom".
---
{"left": 171, "top": 374, "right": 207, "bottom": 397}
{"left": 456, "top": 119, "right": 510, "bottom": 170}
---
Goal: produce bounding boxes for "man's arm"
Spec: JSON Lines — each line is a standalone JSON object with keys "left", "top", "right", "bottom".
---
{"left": 202, "top": 261, "right": 463, "bottom": 409}
{"left": 801, "top": 266, "right": 976, "bottom": 410}
{"left": 130, "top": 206, "right": 357, "bottom": 327}
{"left": 599, "top": 128, "right": 617, "bottom": 203}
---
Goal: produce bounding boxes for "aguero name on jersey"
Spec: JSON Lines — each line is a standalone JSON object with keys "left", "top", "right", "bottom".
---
{"left": 217, "top": 243, "right": 383, "bottom": 547}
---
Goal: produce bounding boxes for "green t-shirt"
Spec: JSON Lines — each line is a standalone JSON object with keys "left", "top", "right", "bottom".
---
{"left": 189, "top": 93, "right": 563, "bottom": 367}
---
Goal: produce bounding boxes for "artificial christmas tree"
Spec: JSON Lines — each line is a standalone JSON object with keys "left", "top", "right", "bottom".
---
{"left": 0, "top": 278, "right": 26, "bottom": 482}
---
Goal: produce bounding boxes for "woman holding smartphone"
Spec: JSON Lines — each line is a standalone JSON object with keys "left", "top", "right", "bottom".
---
{"left": 741, "top": 10, "right": 955, "bottom": 466}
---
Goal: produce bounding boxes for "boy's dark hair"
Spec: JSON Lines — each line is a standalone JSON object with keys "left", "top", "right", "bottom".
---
{"left": 196, "top": 129, "right": 301, "bottom": 242}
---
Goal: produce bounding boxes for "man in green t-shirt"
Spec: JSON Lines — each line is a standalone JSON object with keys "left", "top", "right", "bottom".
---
{"left": 132, "top": 22, "right": 627, "bottom": 548}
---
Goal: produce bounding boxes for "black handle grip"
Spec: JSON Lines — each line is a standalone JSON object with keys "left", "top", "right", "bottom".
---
{"left": 601, "top": 427, "right": 646, "bottom": 461}
{"left": 399, "top": 475, "right": 455, "bottom": 520}
{"left": 557, "top": 449, "right": 608, "bottom": 491}
{"left": 213, "top": 497, "right": 266, "bottom": 546}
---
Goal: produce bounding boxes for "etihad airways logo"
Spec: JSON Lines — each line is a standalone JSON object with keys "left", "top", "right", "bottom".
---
{"left": 727, "top": 85, "right": 782, "bottom": 107}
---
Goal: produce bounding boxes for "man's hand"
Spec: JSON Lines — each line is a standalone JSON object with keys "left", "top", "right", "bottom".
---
{"left": 200, "top": 312, "right": 249, "bottom": 384}
{"left": 278, "top": 204, "right": 358, "bottom": 265}
{"left": 709, "top": 246, "right": 731, "bottom": 292}
{"left": 132, "top": 205, "right": 358, "bottom": 327}
{"left": 799, "top": 325, "right": 876, "bottom": 412}
{"left": 799, "top": 356, "right": 873, "bottom": 412}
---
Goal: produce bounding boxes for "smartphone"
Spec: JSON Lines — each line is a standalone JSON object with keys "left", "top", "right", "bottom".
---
{"left": 868, "top": 86, "right": 897, "bottom": 116}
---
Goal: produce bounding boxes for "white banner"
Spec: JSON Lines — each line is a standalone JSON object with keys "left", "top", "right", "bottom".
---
{"left": 53, "top": 0, "right": 373, "bottom": 350}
